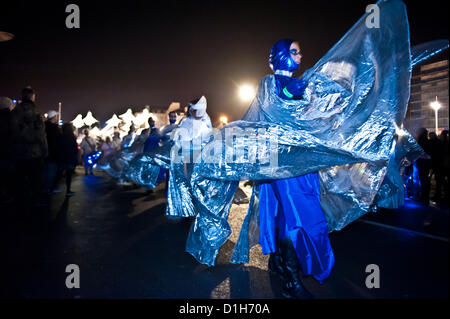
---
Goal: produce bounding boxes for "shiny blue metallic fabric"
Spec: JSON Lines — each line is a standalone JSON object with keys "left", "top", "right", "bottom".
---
{"left": 186, "top": 0, "right": 419, "bottom": 266}
{"left": 269, "top": 39, "right": 299, "bottom": 72}
{"left": 97, "top": 0, "right": 449, "bottom": 268}
{"left": 411, "top": 40, "right": 449, "bottom": 67}
{"left": 230, "top": 183, "right": 260, "bottom": 264}
{"left": 373, "top": 131, "right": 423, "bottom": 209}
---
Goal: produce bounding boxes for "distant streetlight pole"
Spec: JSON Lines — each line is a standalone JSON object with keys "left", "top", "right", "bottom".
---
{"left": 58, "top": 102, "right": 62, "bottom": 125}
{"left": 430, "top": 96, "right": 441, "bottom": 134}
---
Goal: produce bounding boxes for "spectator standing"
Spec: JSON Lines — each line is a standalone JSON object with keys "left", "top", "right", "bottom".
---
{"left": 112, "top": 131, "right": 122, "bottom": 150}
{"left": 416, "top": 128, "right": 432, "bottom": 203}
{"left": 428, "top": 132, "right": 444, "bottom": 202}
{"left": 439, "top": 130, "right": 449, "bottom": 202}
{"left": 160, "top": 111, "right": 179, "bottom": 145}
{"left": 121, "top": 126, "right": 136, "bottom": 149}
{"left": 0, "top": 97, "right": 15, "bottom": 203}
{"left": 10, "top": 87, "right": 48, "bottom": 206}
{"left": 144, "top": 119, "right": 161, "bottom": 152}
{"left": 44, "top": 110, "right": 62, "bottom": 193}
{"left": 80, "top": 129, "right": 96, "bottom": 175}
{"left": 59, "top": 123, "right": 79, "bottom": 196}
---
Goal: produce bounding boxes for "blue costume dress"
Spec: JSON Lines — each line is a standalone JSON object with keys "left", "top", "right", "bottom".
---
{"left": 258, "top": 40, "right": 334, "bottom": 282}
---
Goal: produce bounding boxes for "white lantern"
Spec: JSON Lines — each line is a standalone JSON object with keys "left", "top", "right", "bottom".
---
{"left": 83, "top": 111, "right": 99, "bottom": 127}
{"left": 71, "top": 114, "right": 85, "bottom": 129}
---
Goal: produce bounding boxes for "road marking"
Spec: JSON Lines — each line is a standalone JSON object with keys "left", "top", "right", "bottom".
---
{"left": 358, "top": 219, "right": 449, "bottom": 243}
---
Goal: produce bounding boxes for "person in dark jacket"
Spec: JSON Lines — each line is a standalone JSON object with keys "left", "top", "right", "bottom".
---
{"left": 428, "top": 131, "right": 445, "bottom": 202}
{"left": 60, "top": 123, "right": 79, "bottom": 196}
{"left": 10, "top": 87, "right": 48, "bottom": 205}
{"left": 44, "top": 110, "right": 62, "bottom": 193}
{"left": 440, "top": 130, "right": 449, "bottom": 201}
{"left": 143, "top": 118, "right": 161, "bottom": 151}
{"left": 0, "top": 97, "right": 15, "bottom": 203}
{"left": 416, "top": 128, "right": 432, "bottom": 203}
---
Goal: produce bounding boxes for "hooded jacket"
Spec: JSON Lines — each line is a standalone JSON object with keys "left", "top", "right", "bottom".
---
{"left": 10, "top": 100, "right": 48, "bottom": 161}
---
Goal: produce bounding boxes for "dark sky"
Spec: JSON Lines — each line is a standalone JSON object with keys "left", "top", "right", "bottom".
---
{"left": 0, "top": 0, "right": 448, "bottom": 124}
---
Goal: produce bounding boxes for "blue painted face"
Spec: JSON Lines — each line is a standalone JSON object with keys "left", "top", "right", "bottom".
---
{"left": 269, "top": 39, "right": 300, "bottom": 73}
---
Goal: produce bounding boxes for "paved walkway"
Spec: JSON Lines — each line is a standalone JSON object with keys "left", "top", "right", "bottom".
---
{"left": 1, "top": 168, "right": 448, "bottom": 298}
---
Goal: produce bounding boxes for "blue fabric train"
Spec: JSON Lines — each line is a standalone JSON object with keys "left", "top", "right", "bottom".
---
{"left": 119, "top": 0, "right": 449, "bottom": 269}
{"left": 182, "top": 0, "right": 448, "bottom": 267}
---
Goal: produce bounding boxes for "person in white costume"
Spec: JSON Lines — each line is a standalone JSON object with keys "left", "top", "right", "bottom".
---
{"left": 177, "top": 96, "right": 212, "bottom": 144}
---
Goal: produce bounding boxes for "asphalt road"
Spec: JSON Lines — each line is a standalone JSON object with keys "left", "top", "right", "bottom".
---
{"left": 1, "top": 167, "right": 448, "bottom": 299}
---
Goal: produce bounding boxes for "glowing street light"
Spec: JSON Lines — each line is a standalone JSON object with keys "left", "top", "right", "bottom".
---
{"left": 238, "top": 84, "right": 256, "bottom": 102}
{"left": 430, "top": 96, "right": 441, "bottom": 133}
{"left": 220, "top": 115, "right": 228, "bottom": 125}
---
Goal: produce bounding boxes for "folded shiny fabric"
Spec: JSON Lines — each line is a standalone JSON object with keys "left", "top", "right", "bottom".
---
{"left": 184, "top": 0, "right": 448, "bottom": 266}
{"left": 98, "top": 0, "right": 448, "bottom": 268}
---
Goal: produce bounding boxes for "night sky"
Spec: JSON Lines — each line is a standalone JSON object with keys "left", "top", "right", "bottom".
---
{"left": 0, "top": 0, "right": 448, "bottom": 124}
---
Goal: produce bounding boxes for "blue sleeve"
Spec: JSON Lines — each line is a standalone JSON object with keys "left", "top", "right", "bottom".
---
{"left": 283, "top": 78, "right": 307, "bottom": 100}
{"left": 274, "top": 75, "right": 307, "bottom": 100}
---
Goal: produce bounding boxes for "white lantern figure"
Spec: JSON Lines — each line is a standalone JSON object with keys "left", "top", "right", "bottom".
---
{"left": 105, "top": 114, "right": 122, "bottom": 128}
{"left": 83, "top": 111, "right": 99, "bottom": 127}
{"left": 71, "top": 114, "right": 85, "bottom": 129}
{"left": 89, "top": 126, "right": 102, "bottom": 138}
{"left": 119, "top": 108, "right": 136, "bottom": 124}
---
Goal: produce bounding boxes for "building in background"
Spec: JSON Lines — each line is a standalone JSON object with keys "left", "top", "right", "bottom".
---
{"left": 405, "top": 55, "right": 449, "bottom": 136}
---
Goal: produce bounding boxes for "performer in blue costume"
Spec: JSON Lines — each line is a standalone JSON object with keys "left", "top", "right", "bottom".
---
{"left": 112, "top": 0, "right": 448, "bottom": 299}
{"left": 258, "top": 39, "right": 334, "bottom": 298}
{"left": 183, "top": 0, "right": 448, "bottom": 288}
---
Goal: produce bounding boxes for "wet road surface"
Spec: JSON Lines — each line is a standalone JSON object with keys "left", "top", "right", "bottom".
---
{"left": 1, "top": 168, "right": 448, "bottom": 299}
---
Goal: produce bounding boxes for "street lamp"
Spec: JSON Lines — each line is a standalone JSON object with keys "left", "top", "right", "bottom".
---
{"left": 430, "top": 96, "right": 441, "bottom": 134}
{"left": 220, "top": 115, "right": 228, "bottom": 125}
{"left": 238, "top": 84, "right": 256, "bottom": 102}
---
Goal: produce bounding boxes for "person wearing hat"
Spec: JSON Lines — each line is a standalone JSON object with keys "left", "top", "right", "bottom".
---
{"left": 177, "top": 96, "right": 212, "bottom": 144}
{"left": 44, "top": 110, "right": 62, "bottom": 194}
{"left": 175, "top": 96, "right": 212, "bottom": 176}
{"left": 0, "top": 97, "right": 15, "bottom": 203}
